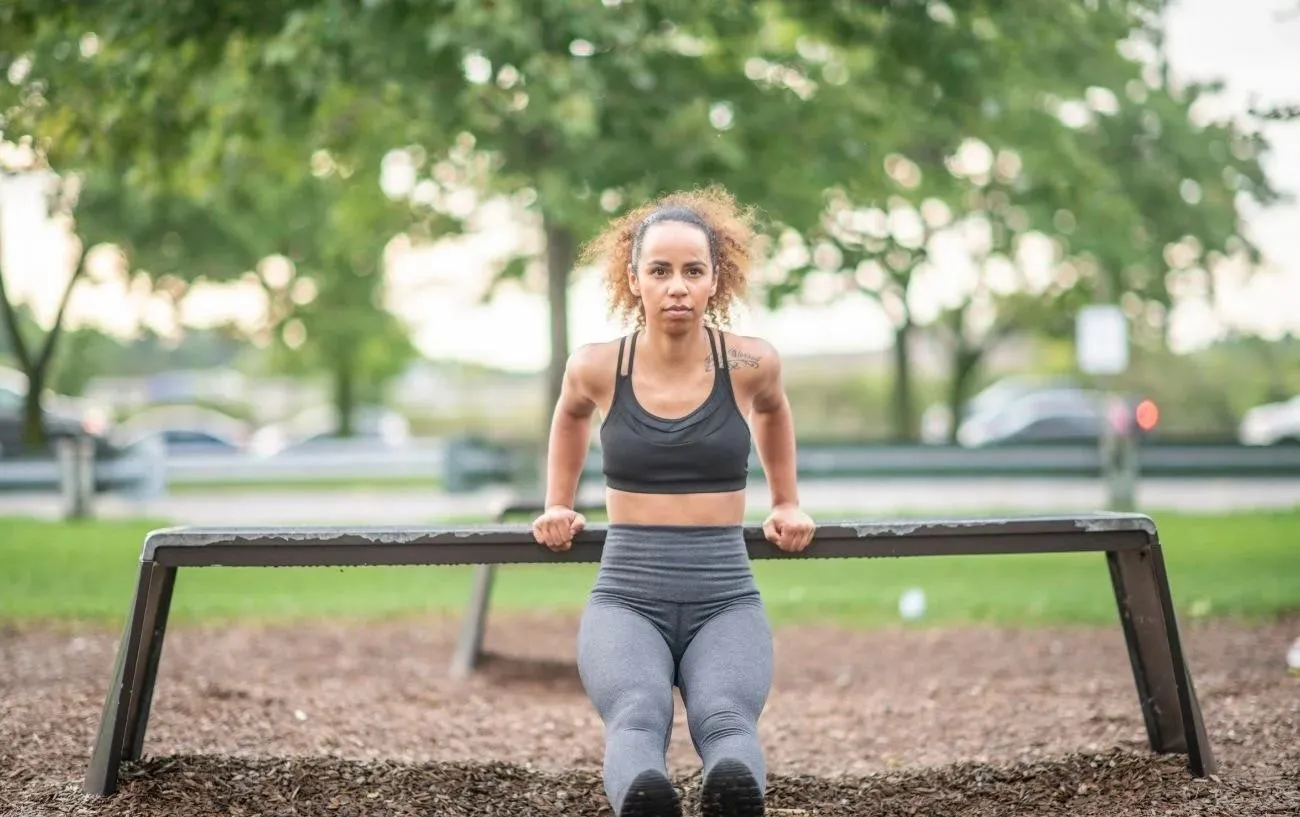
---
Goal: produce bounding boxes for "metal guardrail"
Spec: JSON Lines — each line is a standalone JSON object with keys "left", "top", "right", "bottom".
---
{"left": 451, "top": 439, "right": 1300, "bottom": 489}
{"left": 786, "top": 441, "right": 1300, "bottom": 478}
{"left": 3, "top": 437, "right": 1299, "bottom": 497}
{"left": 0, "top": 441, "right": 164, "bottom": 496}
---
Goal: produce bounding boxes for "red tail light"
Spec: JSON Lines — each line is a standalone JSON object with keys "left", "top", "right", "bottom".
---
{"left": 1135, "top": 399, "right": 1159, "bottom": 431}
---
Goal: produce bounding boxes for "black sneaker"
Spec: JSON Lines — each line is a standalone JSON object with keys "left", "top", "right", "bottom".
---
{"left": 701, "top": 758, "right": 764, "bottom": 817}
{"left": 619, "top": 769, "right": 682, "bottom": 817}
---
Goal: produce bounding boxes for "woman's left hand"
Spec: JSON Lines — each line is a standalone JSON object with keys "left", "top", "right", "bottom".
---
{"left": 763, "top": 504, "right": 816, "bottom": 553}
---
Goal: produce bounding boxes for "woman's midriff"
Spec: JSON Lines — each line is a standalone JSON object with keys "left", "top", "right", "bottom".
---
{"left": 604, "top": 487, "right": 747, "bottom": 526}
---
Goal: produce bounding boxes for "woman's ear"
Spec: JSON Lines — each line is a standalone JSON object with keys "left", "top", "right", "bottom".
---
{"left": 626, "top": 263, "right": 639, "bottom": 298}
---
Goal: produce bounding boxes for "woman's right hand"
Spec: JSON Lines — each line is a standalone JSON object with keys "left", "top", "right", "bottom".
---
{"left": 531, "top": 505, "right": 587, "bottom": 551}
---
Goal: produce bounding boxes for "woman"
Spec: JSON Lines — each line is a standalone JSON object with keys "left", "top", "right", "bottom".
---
{"left": 531, "top": 185, "right": 816, "bottom": 817}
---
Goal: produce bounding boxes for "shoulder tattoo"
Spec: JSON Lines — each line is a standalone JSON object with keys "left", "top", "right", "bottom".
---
{"left": 705, "top": 345, "right": 761, "bottom": 372}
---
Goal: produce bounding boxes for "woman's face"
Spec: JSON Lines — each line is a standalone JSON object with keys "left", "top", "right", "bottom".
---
{"left": 628, "top": 221, "right": 716, "bottom": 329}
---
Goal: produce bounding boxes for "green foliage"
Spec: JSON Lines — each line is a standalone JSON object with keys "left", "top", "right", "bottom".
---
{"left": 1, "top": 5, "right": 467, "bottom": 435}
{"left": 0, "top": 0, "right": 1289, "bottom": 447}
{"left": 0, "top": 11, "right": 283, "bottom": 440}
{"left": 762, "top": 2, "right": 1278, "bottom": 436}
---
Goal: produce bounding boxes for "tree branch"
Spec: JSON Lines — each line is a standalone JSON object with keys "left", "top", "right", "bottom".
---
{"left": 35, "top": 245, "right": 90, "bottom": 375}
{"left": 0, "top": 203, "right": 34, "bottom": 372}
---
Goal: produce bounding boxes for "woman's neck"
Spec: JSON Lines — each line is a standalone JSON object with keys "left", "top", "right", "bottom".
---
{"left": 638, "top": 321, "right": 710, "bottom": 371}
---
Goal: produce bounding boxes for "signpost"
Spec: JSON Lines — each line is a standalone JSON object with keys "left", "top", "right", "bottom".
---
{"left": 1076, "top": 305, "right": 1137, "bottom": 511}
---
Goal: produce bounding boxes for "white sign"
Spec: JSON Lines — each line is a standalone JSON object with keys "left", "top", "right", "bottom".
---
{"left": 1076, "top": 305, "right": 1129, "bottom": 375}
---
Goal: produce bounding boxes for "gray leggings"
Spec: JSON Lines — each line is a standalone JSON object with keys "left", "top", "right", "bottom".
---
{"left": 576, "top": 524, "right": 774, "bottom": 814}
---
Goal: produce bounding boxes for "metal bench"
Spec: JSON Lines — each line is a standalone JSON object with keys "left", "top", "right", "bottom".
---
{"left": 82, "top": 512, "right": 1214, "bottom": 797}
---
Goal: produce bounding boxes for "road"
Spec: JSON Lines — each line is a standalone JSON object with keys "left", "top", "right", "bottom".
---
{"left": 3, "top": 476, "right": 1297, "bottom": 525}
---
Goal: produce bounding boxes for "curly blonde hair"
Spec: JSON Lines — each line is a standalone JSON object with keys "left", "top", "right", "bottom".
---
{"left": 579, "top": 184, "right": 759, "bottom": 329}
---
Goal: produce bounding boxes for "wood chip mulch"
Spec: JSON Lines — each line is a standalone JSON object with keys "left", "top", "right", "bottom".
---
{"left": 2, "top": 613, "right": 1297, "bottom": 816}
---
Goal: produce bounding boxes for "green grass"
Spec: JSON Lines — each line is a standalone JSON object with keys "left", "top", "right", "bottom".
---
{"left": 1, "top": 509, "right": 1296, "bottom": 629}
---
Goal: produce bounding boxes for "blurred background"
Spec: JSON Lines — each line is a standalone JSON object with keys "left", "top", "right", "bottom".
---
{"left": 1, "top": 0, "right": 1298, "bottom": 524}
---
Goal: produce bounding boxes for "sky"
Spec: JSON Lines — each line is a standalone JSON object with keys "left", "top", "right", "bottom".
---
{"left": 1, "top": 0, "right": 1297, "bottom": 374}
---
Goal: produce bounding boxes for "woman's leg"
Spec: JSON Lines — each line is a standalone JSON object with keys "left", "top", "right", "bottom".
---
{"left": 676, "top": 595, "right": 774, "bottom": 817}
{"left": 577, "top": 593, "right": 681, "bottom": 817}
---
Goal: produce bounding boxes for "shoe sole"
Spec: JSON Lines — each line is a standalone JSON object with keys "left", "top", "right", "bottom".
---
{"left": 619, "top": 769, "right": 682, "bottom": 817}
{"left": 702, "top": 758, "right": 764, "bottom": 817}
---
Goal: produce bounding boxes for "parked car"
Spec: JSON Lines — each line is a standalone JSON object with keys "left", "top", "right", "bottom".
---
{"left": 249, "top": 404, "right": 411, "bottom": 457}
{"left": 956, "top": 387, "right": 1155, "bottom": 448}
{"left": 0, "top": 376, "right": 108, "bottom": 459}
{"left": 1238, "top": 396, "right": 1300, "bottom": 446}
{"left": 920, "top": 375, "right": 1081, "bottom": 445}
{"left": 110, "top": 404, "right": 251, "bottom": 457}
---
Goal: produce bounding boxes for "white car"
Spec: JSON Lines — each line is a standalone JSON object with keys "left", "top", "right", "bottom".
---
{"left": 1238, "top": 396, "right": 1300, "bottom": 446}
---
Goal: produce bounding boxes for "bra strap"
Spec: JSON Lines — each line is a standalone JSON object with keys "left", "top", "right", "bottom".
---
{"left": 625, "top": 330, "right": 638, "bottom": 377}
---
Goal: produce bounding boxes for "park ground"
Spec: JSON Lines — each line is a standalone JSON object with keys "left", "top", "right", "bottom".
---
{"left": 2, "top": 507, "right": 1298, "bottom": 815}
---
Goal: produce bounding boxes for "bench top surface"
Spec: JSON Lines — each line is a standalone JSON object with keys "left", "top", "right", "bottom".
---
{"left": 140, "top": 512, "right": 1157, "bottom": 559}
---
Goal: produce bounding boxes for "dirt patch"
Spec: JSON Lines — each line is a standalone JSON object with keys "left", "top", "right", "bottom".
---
{"left": 2, "top": 614, "right": 1298, "bottom": 816}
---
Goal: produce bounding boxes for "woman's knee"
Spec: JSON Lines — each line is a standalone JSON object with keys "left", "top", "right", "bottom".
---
{"left": 607, "top": 688, "right": 675, "bottom": 732}
{"left": 687, "top": 703, "right": 759, "bottom": 744}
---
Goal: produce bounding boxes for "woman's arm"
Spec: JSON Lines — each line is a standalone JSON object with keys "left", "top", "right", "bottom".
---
{"left": 543, "top": 347, "right": 599, "bottom": 510}
{"left": 747, "top": 338, "right": 814, "bottom": 551}
{"left": 747, "top": 340, "right": 800, "bottom": 511}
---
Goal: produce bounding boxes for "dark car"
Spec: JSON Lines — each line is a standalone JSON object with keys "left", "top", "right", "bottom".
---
{"left": 0, "top": 383, "right": 106, "bottom": 459}
{"left": 956, "top": 388, "right": 1157, "bottom": 447}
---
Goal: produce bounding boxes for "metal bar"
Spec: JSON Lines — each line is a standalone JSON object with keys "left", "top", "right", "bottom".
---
{"left": 121, "top": 566, "right": 178, "bottom": 761}
{"left": 82, "top": 561, "right": 161, "bottom": 796}
{"left": 139, "top": 516, "right": 1158, "bottom": 557}
{"left": 148, "top": 529, "right": 1153, "bottom": 569}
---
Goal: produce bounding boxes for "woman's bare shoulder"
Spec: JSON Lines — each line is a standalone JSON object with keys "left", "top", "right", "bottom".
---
{"left": 712, "top": 329, "right": 780, "bottom": 374}
{"left": 567, "top": 337, "right": 625, "bottom": 390}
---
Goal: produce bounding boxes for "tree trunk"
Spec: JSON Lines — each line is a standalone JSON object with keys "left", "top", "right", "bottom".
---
{"left": 890, "top": 321, "right": 916, "bottom": 442}
{"left": 21, "top": 371, "right": 45, "bottom": 448}
{"left": 333, "top": 356, "right": 356, "bottom": 438}
{"left": 526, "top": 216, "right": 579, "bottom": 494}
{"left": 0, "top": 230, "right": 87, "bottom": 450}
{"left": 946, "top": 344, "right": 984, "bottom": 444}
{"left": 543, "top": 216, "right": 577, "bottom": 423}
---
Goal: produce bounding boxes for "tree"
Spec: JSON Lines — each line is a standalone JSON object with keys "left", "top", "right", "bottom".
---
{"left": 0, "top": 153, "right": 266, "bottom": 445}
{"left": 763, "top": 0, "right": 1280, "bottom": 440}
{"left": 2, "top": 6, "right": 461, "bottom": 438}
{"left": 15, "top": 0, "right": 964, "bottom": 426}
{"left": 0, "top": 9, "right": 276, "bottom": 445}
{"left": 20, "top": 0, "right": 1269, "bottom": 453}
{"left": 369, "top": 0, "right": 902, "bottom": 420}
{"left": 196, "top": 75, "right": 465, "bottom": 435}
{"left": 244, "top": 155, "right": 442, "bottom": 436}
{"left": 905, "top": 68, "right": 1277, "bottom": 439}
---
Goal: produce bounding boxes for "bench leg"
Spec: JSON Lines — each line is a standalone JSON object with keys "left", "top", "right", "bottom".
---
{"left": 83, "top": 561, "right": 175, "bottom": 796}
{"left": 450, "top": 564, "right": 497, "bottom": 679}
{"left": 122, "top": 565, "right": 177, "bottom": 761}
{"left": 1107, "top": 547, "right": 1215, "bottom": 776}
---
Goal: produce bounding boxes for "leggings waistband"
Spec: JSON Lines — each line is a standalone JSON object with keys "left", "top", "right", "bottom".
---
{"left": 593, "top": 523, "right": 757, "bottom": 602}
